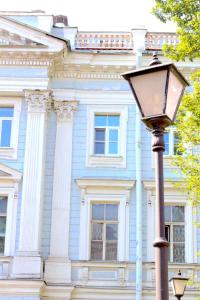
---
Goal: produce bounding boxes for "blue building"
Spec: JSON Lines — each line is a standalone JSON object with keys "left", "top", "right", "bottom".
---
{"left": 0, "top": 11, "right": 198, "bottom": 300}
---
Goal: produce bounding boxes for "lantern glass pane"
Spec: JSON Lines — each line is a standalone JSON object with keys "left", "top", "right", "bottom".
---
{"left": 172, "top": 278, "right": 188, "bottom": 296}
{"left": 166, "top": 70, "right": 185, "bottom": 121}
{"left": 130, "top": 70, "right": 167, "bottom": 117}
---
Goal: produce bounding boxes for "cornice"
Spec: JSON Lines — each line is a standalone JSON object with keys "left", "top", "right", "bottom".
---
{"left": 53, "top": 71, "right": 123, "bottom": 80}
{"left": 0, "top": 57, "right": 53, "bottom": 67}
{"left": 76, "top": 178, "right": 135, "bottom": 190}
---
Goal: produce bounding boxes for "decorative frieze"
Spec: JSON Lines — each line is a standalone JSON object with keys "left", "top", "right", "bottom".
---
{"left": 24, "top": 89, "right": 52, "bottom": 113}
{"left": 54, "top": 100, "right": 78, "bottom": 121}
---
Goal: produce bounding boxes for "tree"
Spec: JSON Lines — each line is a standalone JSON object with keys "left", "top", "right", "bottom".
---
{"left": 153, "top": 0, "right": 200, "bottom": 204}
{"left": 152, "top": 0, "right": 200, "bottom": 61}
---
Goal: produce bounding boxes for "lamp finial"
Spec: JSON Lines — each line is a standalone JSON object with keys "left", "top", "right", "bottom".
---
{"left": 149, "top": 52, "right": 162, "bottom": 66}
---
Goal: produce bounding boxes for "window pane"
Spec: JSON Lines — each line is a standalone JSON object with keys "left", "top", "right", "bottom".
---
{"left": 164, "top": 132, "right": 169, "bottom": 155}
{"left": 95, "top": 129, "right": 105, "bottom": 141}
{"left": 164, "top": 206, "right": 171, "bottom": 222}
{"left": 0, "top": 237, "right": 5, "bottom": 254}
{"left": 0, "top": 107, "right": 13, "bottom": 117}
{"left": 92, "top": 204, "right": 104, "bottom": 220}
{"left": 105, "top": 241, "right": 117, "bottom": 260}
{"left": 108, "top": 115, "right": 120, "bottom": 126}
{"left": 0, "top": 197, "right": 7, "bottom": 213}
{"left": 109, "top": 142, "right": 118, "bottom": 154}
{"left": 0, "top": 217, "right": 6, "bottom": 234}
{"left": 95, "top": 115, "right": 107, "bottom": 126}
{"left": 91, "top": 241, "right": 103, "bottom": 260}
{"left": 106, "top": 224, "right": 118, "bottom": 240}
{"left": 173, "top": 243, "right": 185, "bottom": 263}
{"left": 109, "top": 129, "right": 118, "bottom": 141}
{"left": 95, "top": 142, "right": 105, "bottom": 154}
{"left": 1, "top": 120, "right": 12, "bottom": 147}
{"left": 172, "top": 206, "right": 184, "bottom": 222}
{"left": 105, "top": 204, "right": 118, "bottom": 220}
{"left": 92, "top": 223, "right": 103, "bottom": 240}
{"left": 165, "top": 225, "right": 170, "bottom": 242}
{"left": 173, "top": 225, "right": 185, "bottom": 242}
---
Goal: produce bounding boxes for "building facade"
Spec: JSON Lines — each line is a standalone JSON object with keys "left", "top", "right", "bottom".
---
{"left": 0, "top": 11, "right": 199, "bottom": 300}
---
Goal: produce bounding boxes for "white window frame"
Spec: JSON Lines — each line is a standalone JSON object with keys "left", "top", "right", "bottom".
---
{"left": 144, "top": 180, "right": 196, "bottom": 264}
{"left": 86, "top": 106, "right": 128, "bottom": 168}
{"left": 90, "top": 203, "right": 119, "bottom": 261}
{"left": 77, "top": 179, "right": 135, "bottom": 261}
{"left": 94, "top": 114, "right": 120, "bottom": 156}
{"left": 0, "top": 98, "right": 22, "bottom": 159}
{"left": 163, "top": 127, "right": 179, "bottom": 157}
{"left": 0, "top": 163, "right": 21, "bottom": 256}
{"left": 164, "top": 205, "right": 185, "bottom": 263}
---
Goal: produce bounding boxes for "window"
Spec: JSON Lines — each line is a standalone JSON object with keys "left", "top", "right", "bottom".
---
{"left": 164, "top": 129, "right": 181, "bottom": 156}
{"left": 0, "top": 99, "right": 21, "bottom": 159}
{"left": 91, "top": 203, "right": 118, "bottom": 260}
{"left": 0, "top": 108, "right": 13, "bottom": 147}
{"left": 77, "top": 179, "right": 134, "bottom": 261}
{"left": 165, "top": 206, "right": 185, "bottom": 263}
{"left": 0, "top": 197, "right": 7, "bottom": 254}
{"left": 94, "top": 114, "right": 120, "bottom": 155}
{"left": 87, "top": 106, "right": 128, "bottom": 168}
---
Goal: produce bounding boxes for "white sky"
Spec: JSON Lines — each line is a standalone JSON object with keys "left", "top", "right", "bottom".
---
{"left": 0, "top": 0, "right": 176, "bottom": 31}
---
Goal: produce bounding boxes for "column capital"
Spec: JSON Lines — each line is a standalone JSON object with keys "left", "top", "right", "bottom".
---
{"left": 24, "top": 89, "right": 52, "bottom": 113}
{"left": 54, "top": 100, "right": 78, "bottom": 122}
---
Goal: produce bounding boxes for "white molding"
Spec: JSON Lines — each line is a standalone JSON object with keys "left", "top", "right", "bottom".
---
{"left": 52, "top": 89, "right": 136, "bottom": 105}
{"left": 0, "top": 279, "right": 44, "bottom": 296}
{"left": 0, "top": 78, "right": 49, "bottom": 92}
{"left": 77, "top": 179, "right": 135, "bottom": 261}
{"left": 143, "top": 180, "right": 196, "bottom": 263}
{"left": 0, "top": 97, "right": 22, "bottom": 159}
{"left": 86, "top": 105, "right": 128, "bottom": 168}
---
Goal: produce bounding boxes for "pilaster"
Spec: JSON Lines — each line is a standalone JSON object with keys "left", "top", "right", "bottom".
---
{"left": 11, "top": 89, "right": 51, "bottom": 279}
{"left": 45, "top": 100, "right": 78, "bottom": 284}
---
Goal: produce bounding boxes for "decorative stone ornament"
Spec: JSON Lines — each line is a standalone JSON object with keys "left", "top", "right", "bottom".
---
{"left": 24, "top": 89, "right": 52, "bottom": 113}
{"left": 54, "top": 100, "right": 79, "bottom": 121}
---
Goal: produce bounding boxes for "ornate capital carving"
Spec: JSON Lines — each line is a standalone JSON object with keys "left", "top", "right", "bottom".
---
{"left": 54, "top": 101, "right": 78, "bottom": 122}
{"left": 24, "top": 90, "right": 52, "bottom": 113}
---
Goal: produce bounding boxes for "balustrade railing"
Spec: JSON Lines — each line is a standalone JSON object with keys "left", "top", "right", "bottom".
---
{"left": 75, "top": 32, "right": 133, "bottom": 50}
{"left": 75, "top": 31, "right": 179, "bottom": 51}
{"left": 145, "top": 32, "right": 179, "bottom": 50}
{"left": 71, "top": 261, "right": 200, "bottom": 287}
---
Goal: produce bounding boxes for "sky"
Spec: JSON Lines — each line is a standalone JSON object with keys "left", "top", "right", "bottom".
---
{"left": 0, "top": 0, "right": 176, "bottom": 31}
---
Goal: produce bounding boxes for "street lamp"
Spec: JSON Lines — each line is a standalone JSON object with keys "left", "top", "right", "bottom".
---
{"left": 122, "top": 53, "right": 189, "bottom": 300}
{"left": 170, "top": 270, "right": 189, "bottom": 300}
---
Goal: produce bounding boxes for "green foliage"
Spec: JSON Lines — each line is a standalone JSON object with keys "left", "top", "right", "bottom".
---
{"left": 153, "top": 0, "right": 200, "bottom": 204}
{"left": 173, "top": 71, "right": 200, "bottom": 204}
{"left": 152, "top": 0, "right": 200, "bottom": 61}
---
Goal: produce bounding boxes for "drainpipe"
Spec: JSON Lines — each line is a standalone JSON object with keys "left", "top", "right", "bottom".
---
{"left": 132, "top": 27, "right": 147, "bottom": 300}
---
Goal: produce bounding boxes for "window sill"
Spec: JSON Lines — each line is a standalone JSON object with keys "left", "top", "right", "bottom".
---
{"left": 87, "top": 155, "right": 126, "bottom": 168}
{"left": 0, "top": 148, "right": 16, "bottom": 159}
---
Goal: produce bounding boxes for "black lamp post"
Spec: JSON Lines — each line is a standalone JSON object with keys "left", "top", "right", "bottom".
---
{"left": 122, "top": 54, "right": 189, "bottom": 300}
{"left": 170, "top": 270, "right": 189, "bottom": 300}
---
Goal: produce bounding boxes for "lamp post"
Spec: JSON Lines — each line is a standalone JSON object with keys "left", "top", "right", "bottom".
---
{"left": 170, "top": 270, "right": 189, "bottom": 300}
{"left": 122, "top": 53, "right": 189, "bottom": 300}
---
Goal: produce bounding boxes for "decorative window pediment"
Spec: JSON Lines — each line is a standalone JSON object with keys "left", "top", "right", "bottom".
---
{"left": 0, "top": 163, "right": 22, "bottom": 183}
